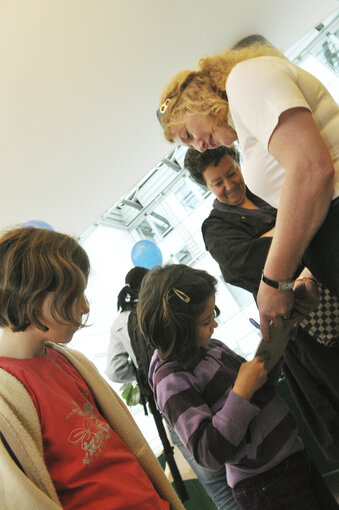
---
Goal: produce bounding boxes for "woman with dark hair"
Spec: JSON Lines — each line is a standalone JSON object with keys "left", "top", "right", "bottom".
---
{"left": 157, "top": 43, "right": 338, "bottom": 343}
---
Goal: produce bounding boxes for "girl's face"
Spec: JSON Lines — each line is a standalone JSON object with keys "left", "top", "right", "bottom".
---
{"left": 36, "top": 292, "right": 89, "bottom": 344}
{"left": 196, "top": 294, "right": 218, "bottom": 347}
{"left": 174, "top": 113, "right": 237, "bottom": 152}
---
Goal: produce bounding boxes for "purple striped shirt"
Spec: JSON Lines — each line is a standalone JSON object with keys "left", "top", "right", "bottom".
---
{"left": 149, "top": 339, "right": 303, "bottom": 487}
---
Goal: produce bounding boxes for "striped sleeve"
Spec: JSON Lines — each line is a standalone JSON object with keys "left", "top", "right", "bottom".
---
{"left": 153, "top": 363, "right": 259, "bottom": 470}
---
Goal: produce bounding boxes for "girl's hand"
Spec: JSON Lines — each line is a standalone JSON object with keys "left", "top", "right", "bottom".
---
{"left": 233, "top": 356, "right": 268, "bottom": 401}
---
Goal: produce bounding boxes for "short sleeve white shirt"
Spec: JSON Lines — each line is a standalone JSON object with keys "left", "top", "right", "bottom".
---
{"left": 226, "top": 56, "right": 339, "bottom": 208}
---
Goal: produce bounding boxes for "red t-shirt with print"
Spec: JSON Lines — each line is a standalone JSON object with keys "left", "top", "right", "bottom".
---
{"left": 0, "top": 347, "right": 169, "bottom": 510}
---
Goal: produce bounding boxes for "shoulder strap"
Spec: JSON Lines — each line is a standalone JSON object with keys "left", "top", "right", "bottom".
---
{"left": 127, "top": 311, "right": 155, "bottom": 407}
{"left": 126, "top": 314, "right": 188, "bottom": 502}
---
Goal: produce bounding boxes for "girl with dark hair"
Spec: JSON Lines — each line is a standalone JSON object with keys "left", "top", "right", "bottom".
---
{"left": 107, "top": 265, "right": 238, "bottom": 510}
{"left": 138, "top": 264, "right": 338, "bottom": 510}
{"left": 0, "top": 228, "right": 182, "bottom": 510}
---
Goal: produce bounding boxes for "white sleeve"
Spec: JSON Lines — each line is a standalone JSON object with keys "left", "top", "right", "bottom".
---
{"left": 226, "top": 57, "right": 311, "bottom": 149}
{"left": 105, "top": 313, "right": 137, "bottom": 383}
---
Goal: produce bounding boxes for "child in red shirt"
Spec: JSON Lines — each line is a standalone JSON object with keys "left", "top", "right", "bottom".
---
{"left": 0, "top": 226, "right": 182, "bottom": 510}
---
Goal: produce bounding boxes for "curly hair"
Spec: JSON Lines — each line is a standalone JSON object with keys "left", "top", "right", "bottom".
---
{"left": 185, "top": 145, "right": 240, "bottom": 186}
{"left": 158, "top": 44, "right": 283, "bottom": 142}
{"left": 117, "top": 266, "right": 149, "bottom": 312}
{"left": 137, "top": 264, "right": 217, "bottom": 369}
{"left": 0, "top": 227, "right": 90, "bottom": 332}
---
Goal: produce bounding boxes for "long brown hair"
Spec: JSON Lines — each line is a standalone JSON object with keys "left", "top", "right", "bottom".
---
{"left": 137, "top": 264, "right": 217, "bottom": 369}
{"left": 0, "top": 227, "right": 90, "bottom": 332}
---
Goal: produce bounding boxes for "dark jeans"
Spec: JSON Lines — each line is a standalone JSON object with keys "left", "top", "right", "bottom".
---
{"left": 303, "top": 198, "right": 339, "bottom": 298}
{"left": 232, "top": 451, "right": 338, "bottom": 510}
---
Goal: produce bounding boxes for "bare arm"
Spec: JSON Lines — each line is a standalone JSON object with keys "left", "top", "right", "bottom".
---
{"left": 265, "top": 108, "right": 334, "bottom": 277}
{"left": 258, "top": 108, "right": 334, "bottom": 341}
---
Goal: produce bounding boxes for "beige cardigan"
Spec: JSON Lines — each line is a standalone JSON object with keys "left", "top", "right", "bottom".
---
{"left": 0, "top": 343, "right": 183, "bottom": 510}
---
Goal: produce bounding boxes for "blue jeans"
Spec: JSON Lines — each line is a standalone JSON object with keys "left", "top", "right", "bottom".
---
{"left": 168, "top": 425, "right": 237, "bottom": 510}
{"left": 232, "top": 451, "right": 338, "bottom": 510}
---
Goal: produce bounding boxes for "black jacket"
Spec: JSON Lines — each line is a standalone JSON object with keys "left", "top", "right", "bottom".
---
{"left": 202, "top": 207, "right": 274, "bottom": 297}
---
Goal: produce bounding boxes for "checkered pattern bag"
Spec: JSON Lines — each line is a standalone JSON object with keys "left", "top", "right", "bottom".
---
{"left": 300, "top": 283, "right": 339, "bottom": 347}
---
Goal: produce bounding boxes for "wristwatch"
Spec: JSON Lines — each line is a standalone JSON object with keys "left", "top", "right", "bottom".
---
{"left": 261, "top": 273, "right": 295, "bottom": 291}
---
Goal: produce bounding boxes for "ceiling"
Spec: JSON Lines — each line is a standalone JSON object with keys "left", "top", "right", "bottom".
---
{"left": 1, "top": 0, "right": 337, "bottom": 236}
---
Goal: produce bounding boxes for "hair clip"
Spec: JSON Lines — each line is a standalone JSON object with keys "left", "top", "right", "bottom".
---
{"left": 160, "top": 98, "right": 171, "bottom": 114}
{"left": 156, "top": 74, "right": 196, "bottom": 124}
{"left": 156, "top": 98, "right": 172, "bottom": 124}
{"left": 172, "top": 288, "right": 190, "bottom": 303}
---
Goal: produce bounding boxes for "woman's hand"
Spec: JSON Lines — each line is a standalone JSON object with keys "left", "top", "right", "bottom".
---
{"left": 257, "top": 282, "right": 294, "bottom": 343}
{"left": 233, "top": 356, "right": 268, "bottom": 401}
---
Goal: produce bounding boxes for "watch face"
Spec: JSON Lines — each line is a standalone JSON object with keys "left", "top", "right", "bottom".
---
{"left": 279, "top": 281, "right": 294, "bottom": 291}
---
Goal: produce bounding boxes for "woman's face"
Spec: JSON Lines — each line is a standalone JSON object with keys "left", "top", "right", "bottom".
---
{"left": 196, "top": 294, "right": 218, "bottom": 347}
{"left": 175, "top": 113, "right": 237, "bottom": 152}
{"left": 203, "top": 154, "right": 246, "bottom": 206}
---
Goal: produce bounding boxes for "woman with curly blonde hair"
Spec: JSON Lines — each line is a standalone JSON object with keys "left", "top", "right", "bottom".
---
{"left": 157, "top": 43, "right": 339, "bottom": 343}
{"left": 158, "top": 44, "right": 282, "bottom": 144}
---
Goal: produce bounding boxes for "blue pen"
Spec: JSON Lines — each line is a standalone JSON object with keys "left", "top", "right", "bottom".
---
{"left": 249, "top": 318, "right": 260, "bottom": 330}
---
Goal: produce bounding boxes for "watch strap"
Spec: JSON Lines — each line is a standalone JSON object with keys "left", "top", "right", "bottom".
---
{"left": 261, "top": 273, "right": 295, "bottom": 291}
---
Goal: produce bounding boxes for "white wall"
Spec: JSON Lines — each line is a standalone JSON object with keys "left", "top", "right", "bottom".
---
{"left": 0, "top": 0, "right": 337, "bottom": 235}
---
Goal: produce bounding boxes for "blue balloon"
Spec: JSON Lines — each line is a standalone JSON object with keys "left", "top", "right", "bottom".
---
{"left": 131, "top": 240, "right": 163, "bottom": 270}
{"left": 23, "top": 219, "right": 54, "bottom": 230}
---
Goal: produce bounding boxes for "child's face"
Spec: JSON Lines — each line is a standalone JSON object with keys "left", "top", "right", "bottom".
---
{"left": 36, "top": 292, "right": 89, "bottom": 344}
{"left": 196, "top": 294, "right": 218, "bottom": 347}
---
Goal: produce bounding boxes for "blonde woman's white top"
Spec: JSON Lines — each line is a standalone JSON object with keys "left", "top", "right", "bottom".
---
{"left": 226, "top": 56, "right": 339, "bottom": 208}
